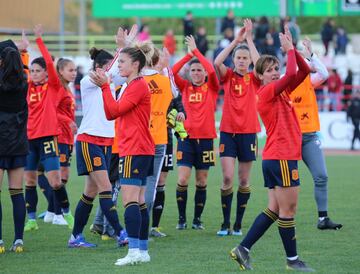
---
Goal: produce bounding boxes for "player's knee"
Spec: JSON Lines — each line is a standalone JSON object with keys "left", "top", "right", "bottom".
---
{"left": 314, "top": 174, "right": 328, "bottom": 187}
{"left": 280, "top": 203, "right": 297, "bottom": 217}
{"left": 222, "top": 175, "right": 233, "bottom": 188}
{"left": 178, "top": 177, "right": 189, "bottom": 186}
{"left": 25, "top": 175, "right": 37, "bottom": 186}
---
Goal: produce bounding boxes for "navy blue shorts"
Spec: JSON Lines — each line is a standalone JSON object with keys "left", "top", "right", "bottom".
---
{"left": 119, "top": 155, "right": 154, "bottom": 186}
{"left": 25, "top": 136, "right": 60, "bottom": 172}
{"left": 59, "top": 144, "right": 73, "bottom": 167}
{"left": 219, "top": 132, "right": 257, "bottom": 161}
{"left": 161, "top": 142, "right": 174, "bottom": 172}
{"left": 176, "top": 138, "right": 215, "bottom": 170}
{"left": 0, "top": 155, "right": 27, "bottom": 169}
{"left": 262, "top": 160, "right": 300, "bottom": 189}
{"left": 76, "top": 141, "right": 112, "bottom": 176}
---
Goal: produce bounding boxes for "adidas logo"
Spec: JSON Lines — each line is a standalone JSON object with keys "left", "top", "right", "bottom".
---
{"left": 154, "top": 205, "right": 163, "bottom": 210}
{"left": 133, "top": 169, "right": 139, "bottom": 174}
{"left": 110, "top": 206, "right": 117, "bottom": 211}
{"left": 177, "top": 197, "right": 183, "bottom": 201}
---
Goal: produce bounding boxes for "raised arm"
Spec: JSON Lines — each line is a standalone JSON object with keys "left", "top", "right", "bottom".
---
{"left": 172, "top": 53, "right": 192, "bottom": 91}
{"left": 288, "top": 50, "right": 311, "bottom": 92}
{"left": 301, "top": 38, "right": 328, "bottom": 88}
{"left": 214, "top": 27, "right": 246, "bottom": 78}
{"left": 244, "top": 19, "right": 260, "bottom": 68}
{"left": 34, "top": 25, "right": 60, "bottom": 87}
{"left": 273, "top": 32, "right": 296, "bottom": 95}
{"left": 186, "top": 35, "right": 219, "bottom": 90}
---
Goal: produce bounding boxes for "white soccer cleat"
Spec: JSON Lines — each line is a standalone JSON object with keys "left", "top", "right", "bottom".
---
{"left": 115, "top": 248, "right": 141, "bottom": 266}
{"left": 139, "top": 250, "right": 151, "bottom": 263}
{"left": 44, "top": 212, "right": 55, "bottom": 223}
{"left": 52, "top": 214, "right": 68, "bottom": 225}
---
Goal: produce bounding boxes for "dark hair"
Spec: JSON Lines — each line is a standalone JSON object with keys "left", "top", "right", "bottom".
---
{"left": 56, "top": 57, "right": 74, "bottom": 89}
{"left": 255, "top": 55, "right": 279, "bottom": 76}
{"left": 231, "top": 44, "right": 250, "bottom": 60}
{"left": 31, "top": 57, "right": 46, "bottom": 69}
{"left": 189, "top": 58, "right": 200, "bottom": 66}
{"left": 0, "top": 47, "right": 26, "bottom": 91}
{"left": 121, "top": 42, "right": 154, "bottom": 73}
{"left": 89, "top": 47, "right": 114, "bottom": 70}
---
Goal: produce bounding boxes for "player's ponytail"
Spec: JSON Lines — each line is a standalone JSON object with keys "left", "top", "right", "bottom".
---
{"left": 121, "top": 41, "right": 155, "bottom": 72}
{"left": 89, "top": 47, "right": 114, "bottom": 70}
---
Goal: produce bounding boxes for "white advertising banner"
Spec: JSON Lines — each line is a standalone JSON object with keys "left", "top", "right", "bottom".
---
{"left": 319, "top": 112, "right": 354, "bottom": 149}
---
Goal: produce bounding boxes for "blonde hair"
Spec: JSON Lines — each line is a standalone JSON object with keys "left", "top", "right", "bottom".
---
{"left": 121, "top": 41, "right": 155, "bottom": 72}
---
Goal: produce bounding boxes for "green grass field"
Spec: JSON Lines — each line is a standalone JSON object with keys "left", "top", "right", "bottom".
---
{"left": 0, "top": 155, "right": 359, "bottom": 274}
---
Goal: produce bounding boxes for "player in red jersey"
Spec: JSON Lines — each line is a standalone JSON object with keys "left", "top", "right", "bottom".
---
{"left": 91, "top": 36, "right": 155, "bottom": 266}
{"left": 172, "top": 35, "right": 220, "bottom": 230}
{"left": 37, "top": 58, "right": 78, "bottom": 226}
{"left": 214, "top": 19, "right": 261, "bottom": 236}
{"left": 230, "top": 26, "right": 314, "bottom": 272}
{"left": 24, "top": 25, "right": 74, "bottom": 231}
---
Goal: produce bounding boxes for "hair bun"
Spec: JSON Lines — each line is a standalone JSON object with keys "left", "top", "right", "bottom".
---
{"left": 89, "top": 47, "right": 101, "bottom": 60}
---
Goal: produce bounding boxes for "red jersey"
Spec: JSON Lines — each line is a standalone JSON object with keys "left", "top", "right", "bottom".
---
{"left": 173, "top": 49, "right": 220, "bottom": 139}
{"left": 57, "top": 87, "right": 76, "bottom": 145}
{"left": 101, "top": 77, "right": 154, "bottom": 156}
{"left": 220, "top": 69, "right": 261, "bottom": 133}
{"left": 27, "top": 38, "right": 61, "bottom": 140}
{"left": 256, "top": 49, "right": 310, "bottom": 160}
{"left": 257, "top": 83, "right": 301, "bottom": 160}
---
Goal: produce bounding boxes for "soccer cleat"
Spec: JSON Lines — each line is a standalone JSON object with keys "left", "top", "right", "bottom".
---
{"left": 44, "top": 211, "right": 55, "bottom": 223}
{"left": 192, "top": 218, "right": 205, "bottom": 230}
{"left": 139, "top": 250, "right": 151, "bottom": 263}
{"left": 101, "top": 232, "right": 116, "bottom": 241}
{"left": 149, "top": 227, "right": 167, "bottom": 237}
{"left": 9, "top": 239, "right": 24, "bottom": 253}
{"left": 68, "top": 234, "right": 97, "bottom": 248}
{"left": 63, "top": 212, "right": 74, "bottom": 229}
{"left": 117, "top": 230, "right": 129, "bottom": 247}
{"left": 115, "top": 248, "right": 141, "bottom": 266}
{"left": 90, "top": 224, "right": 104, "bottom": 235}
{"left": 24, "top": 219, "right": 39, "bottom": 232}
{"left": 317, "top": 217, "right": 342, "bottom": 230}
{"left": 52, "top": 214, "right": 68, "bottom": 226}
{"left": 230, "top": 245, "right": 253, "bottom": 270}
{"left": 217, "top": 223, "right": 232, "bottom": 236}
{"left": 233, "top": 223, "right": 243, "bottom": 236}
{"left": 0, "top": 240, "right": 5, "bottom": 254}
{"left": 286, "top": 259, "right": 315, "bottom": 272}
{"left": 37, "top": 211, "right": 46, "bottom": 219}
{"left": 176, "top": 221, "right": 187, "bottom": 230}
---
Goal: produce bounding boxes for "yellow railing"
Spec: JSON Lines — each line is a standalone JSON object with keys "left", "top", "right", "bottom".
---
{"left": 0, "top": 34, "right": 220, "bottom": 56}
{"left": 0, "top": 34, "right": 321, "bottom": 57}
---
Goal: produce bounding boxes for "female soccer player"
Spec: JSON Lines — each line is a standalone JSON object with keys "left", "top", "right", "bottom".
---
{"left": 150, "top": 95, "right": 186, "bottom": 237}
{"left": 290, "top": 38, "right": 342, "bottom": 230}
{"left": 24, "top": 25, "right": 73, "bottom": 231}
{"left": 172, "top": 35, "right": 220, "bottom": 230}
{"left": 54, "top": 58, "right": 78, "bottom": 225}
{"left": 142, "top": 47, "right": 178, "bottom": 236}
{"left": 90, "top": 39, "right": 155, "bottom": 266}
{"left": 67, "top": 42, "right": 127, "bottom": 248}
{"left": 214, "top": 19, "right": 260, "bottom": 236}
{"left": 230, "top": 26, "right": 314, "bottom": 272}
{"left": 0, "top": 44, "right": 28, "bottom": 253}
